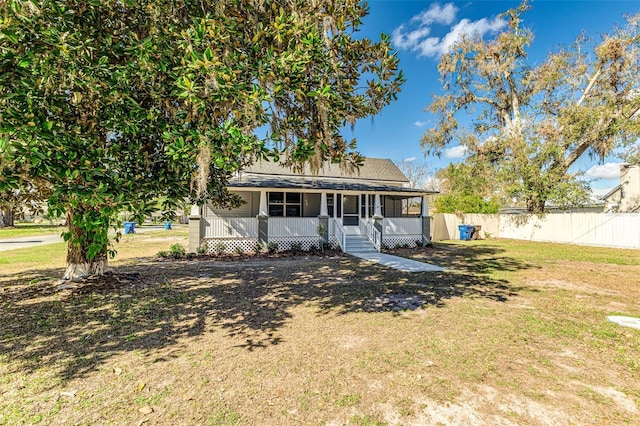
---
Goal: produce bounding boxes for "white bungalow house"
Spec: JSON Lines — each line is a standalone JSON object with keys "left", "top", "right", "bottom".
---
{"left": 188, "top": 158, "right": 437, "bottom": 254}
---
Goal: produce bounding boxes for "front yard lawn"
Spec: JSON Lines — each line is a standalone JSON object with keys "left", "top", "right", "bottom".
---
{"left": 1, "top": 239, "right": 638, "bottom": 425}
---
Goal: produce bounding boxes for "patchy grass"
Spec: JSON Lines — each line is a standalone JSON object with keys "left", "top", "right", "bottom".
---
{"left": 0, "top": 238, "right": 639, "bottom": 425}
{"left": 0, "top": 228, "right": 188, "bottom": 274}
{"left": 0, "top": 223, "right": 63, "bottom": 239}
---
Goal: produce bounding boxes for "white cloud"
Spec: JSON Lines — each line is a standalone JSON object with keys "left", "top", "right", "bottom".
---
{"left": 412, "top": 3, "right": 458, "bottom": 26}
{"left": 585, "top": 163, "right": 622, "bottom": 180}
{"left": 402, "top": 156, "right": 417, "bottom": 163}
{"left": 392, "top": 3, "right": 507, "bottom": 57}
{"left": 445, "top": 145, "right": 467, "bottom": 159}
{"left": 413, "top": 121, "right": 428, "bottom": 128}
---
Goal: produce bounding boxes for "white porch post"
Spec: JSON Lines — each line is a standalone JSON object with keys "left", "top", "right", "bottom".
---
{"left": 374, "top": 194, "right": 382, "bottom": 218}
{"left": 365, "top": 194, "right": 369, "bottom": 219}
{"left": 188, "top": 204, "right": 202, "bottom": 253}
{"left": 320, "top": 192, "right": 328, "bottom": 217}
{"left": 259, "top": 190, "right": 268, "bottom": 217}
{"left": 421, "top": 195, "right": 429, "bottom": 217}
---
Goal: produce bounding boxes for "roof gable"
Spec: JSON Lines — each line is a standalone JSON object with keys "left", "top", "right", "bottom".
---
{"left": 243, "top": 158, "right": 409, "bottom": 183}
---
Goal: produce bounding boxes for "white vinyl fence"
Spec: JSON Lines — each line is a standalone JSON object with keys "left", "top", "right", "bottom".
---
{"left": 433, "top": 213, "right": 640, "bottom": 249}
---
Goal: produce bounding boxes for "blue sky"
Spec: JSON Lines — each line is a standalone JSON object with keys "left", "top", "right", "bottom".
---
{"left": 344, "top": 0, "right": 639, "bottom": 197}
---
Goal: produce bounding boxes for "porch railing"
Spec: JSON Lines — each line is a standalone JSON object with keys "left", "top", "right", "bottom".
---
{"left": 334, "top": 219, "right": 347, "bottom": 251}
{"left": 360, "top": 218, "right": 381, "bottom": 252}
{"left": 383, "top": 217, "right": 421, "bottom": 235}
{"left": 365, "top": 219, "right": 381, "bottom": 252}
{"left": 203, "top": 217, "right": 258, "bottom": 238}
{"left": 268, "top": 217, "right": 319, "bottom": 237}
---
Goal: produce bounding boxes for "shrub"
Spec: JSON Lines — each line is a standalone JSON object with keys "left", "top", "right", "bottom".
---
{"left": 291, "top": 241, "right": 303, "bottom": 252}
{"left": 415, "top": 239, "right": 423, "bottom": 247}
{"left": 253, "top": 242, "right": 263, "bottom": 253}
{"left": 169, "top": 243, "right": 185, "bottom": 259}
{"left": 234, "top": 245, "right": 244, "bottom": 255}
{"left": 308, "top": 243, "right": 319, "bottom": 253}
{"left": 156, "top": 250, "right": 169, "bottom": 258}
{"left": 196, "top": 244, "right": 207, "bottom": 255}
{"left": 185, "top": 252, "right": 196, "bottom": 260}
{"left": 214, "top": 242, "right": 227, "bottom": 255}
{"left": 267, "top": 241, "right": 278, "bottom": 253}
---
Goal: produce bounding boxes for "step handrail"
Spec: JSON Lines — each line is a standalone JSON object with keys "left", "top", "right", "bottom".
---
{"left": 365, "top": 219, "right": 381, "bottom": 252}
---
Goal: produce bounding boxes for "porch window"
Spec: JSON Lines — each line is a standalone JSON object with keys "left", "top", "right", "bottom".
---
{"left": 268, "top": 192, "right": 302, "bottom": 217}
{"left": 361, "top": 194, "right": 384, "bottom": 217}
{"left": 327, "top": 194, "right": 334, "bottom": 217}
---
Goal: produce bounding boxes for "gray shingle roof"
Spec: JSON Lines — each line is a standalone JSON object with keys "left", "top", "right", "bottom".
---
{"left": 243, "top": 158, "right": 409, "bottom": 183}
{"left": 229, "top": 175, "right": 431, "bottom": 195}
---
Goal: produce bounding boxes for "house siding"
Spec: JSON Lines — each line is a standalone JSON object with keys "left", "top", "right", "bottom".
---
{"left": 206, "top": 191, "right": 257, "bottom": 218}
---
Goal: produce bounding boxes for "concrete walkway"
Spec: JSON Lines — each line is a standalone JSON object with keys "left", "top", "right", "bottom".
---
{"left": 349, "top": 251, "right": 444, "bottom": 273}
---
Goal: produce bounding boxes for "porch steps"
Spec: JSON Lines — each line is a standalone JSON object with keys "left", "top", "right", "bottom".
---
{"left": 344, "top": 234, "right": 378, "bottom": 254}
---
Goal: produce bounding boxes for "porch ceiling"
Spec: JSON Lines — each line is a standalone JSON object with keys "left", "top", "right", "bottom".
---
{"left": 228, "top": 175, "right": 436, "bottom": 196}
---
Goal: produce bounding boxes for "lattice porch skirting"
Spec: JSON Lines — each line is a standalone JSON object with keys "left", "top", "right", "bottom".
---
{"left": 200, "top": 238, "right": 260, "bottom": 254}
{"left": 201, "top": 237, "right": 331, "bottom": 253}
{"left": 382, "top": 234, "right": 423, "bottom": 249}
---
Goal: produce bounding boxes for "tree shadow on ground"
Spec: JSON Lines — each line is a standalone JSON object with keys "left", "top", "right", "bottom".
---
{"left": 0, "top": 244, "right": 533, "bottom": 382}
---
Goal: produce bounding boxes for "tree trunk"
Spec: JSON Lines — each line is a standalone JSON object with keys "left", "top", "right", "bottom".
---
{"left": 2, "top": 209, "right": 15, "bottom": 227}
{"left": 63, "top": 243, "right": 109, "bottom": 280}
{"left": 526, "top": 197, "right": 546, "bottom": 214}
{"left": 62, "top": 211, "right": 109, "bottom": 280}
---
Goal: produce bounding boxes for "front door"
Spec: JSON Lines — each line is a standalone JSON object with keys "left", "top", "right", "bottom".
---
{"left": 342, "top": 194, "right": 359, "bottom": 226}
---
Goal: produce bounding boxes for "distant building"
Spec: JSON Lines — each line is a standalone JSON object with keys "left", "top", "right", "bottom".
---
{"left": 602, "top": 164, "right": 640, "bottom": 213}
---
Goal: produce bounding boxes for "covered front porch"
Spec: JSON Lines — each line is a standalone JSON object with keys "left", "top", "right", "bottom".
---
{"left": 189, "top": 189, "right": 432, "bottom": 254}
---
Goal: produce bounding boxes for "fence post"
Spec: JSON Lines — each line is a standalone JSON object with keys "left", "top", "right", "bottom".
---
{"left": 188, "top": 204, "right": 203, "bottom": 253}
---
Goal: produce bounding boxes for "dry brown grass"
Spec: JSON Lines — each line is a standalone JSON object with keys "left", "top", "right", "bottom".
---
{"left": 1, "top": 239, "right": 639, "bottom": 425}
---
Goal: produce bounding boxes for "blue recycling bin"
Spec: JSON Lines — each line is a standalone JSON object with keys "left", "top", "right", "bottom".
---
{"left": 124, "top": 222, "right": 136, "bottom": 234}
{"left": 164, "top": 221, "right": 172, "bottom": 230}
{"left": 458, "top": 225, "right": 474, "bottom": 241}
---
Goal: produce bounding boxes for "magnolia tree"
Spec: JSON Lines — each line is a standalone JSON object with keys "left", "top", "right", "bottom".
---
{"left": 422, "top": 2, "right": 640, "bottom": 213}
{"left": 0, "top": 0, "right": 404, "bottom": 279}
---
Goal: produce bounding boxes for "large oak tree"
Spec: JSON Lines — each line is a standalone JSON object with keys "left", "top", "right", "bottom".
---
{"left": 422, "top": 2, "right": 640, "bottom": 213}
{"left": 0, "top": 0, "right": 404, "bottom": 279}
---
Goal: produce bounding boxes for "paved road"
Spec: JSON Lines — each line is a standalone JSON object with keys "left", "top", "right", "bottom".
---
{"left": 0, "top": 233, "right": 64, "bottom": 252}
{"left": 0, "top": 225, "right": 185, "bottom": 253}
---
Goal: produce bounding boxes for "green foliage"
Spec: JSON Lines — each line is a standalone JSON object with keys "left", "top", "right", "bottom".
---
{"left": 290, "top": 241, "right": 303, "bottom": 252}
{"left": 267, "top": 241, "right": 278, "bottom": 254}
{"left": 423, "top": 2, "right": 640, "bottom": 213}
{"left": 435, "top": 194, "right": 500, "bottom": 214}
{"left": 233, "top": 245, "right": 244, "bottom": 255}
{"left": 0, "top": 0, "right": 403, "bottom": 276}
{"left": 169, "top": 244, "right": 186, "bottom": 259}
{"left": 252, "top": 242, "right": 263, "bottom": 254}
{"left": 214, "top": 242, "right": 227, "bottom": 255}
